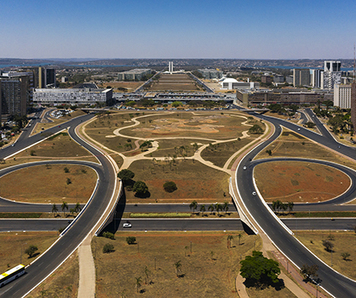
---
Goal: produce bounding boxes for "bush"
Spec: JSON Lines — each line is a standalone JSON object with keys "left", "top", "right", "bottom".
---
{"left": 248, "top": 124, "right": 263, "bottom": 134}
{"left": 25, "top": 245, "right": 38, "bottom": 258}
{"left": 163, "top": 181, "right": 177, "bottom": 193}
{"left": 126, "top": 236, "right": 136, "bottom": 245}
{"left": 103, "top": 243, "right": 114, "bottom": 253}
{"left": 103, "top": 231, "right": 115, "bottom": 240}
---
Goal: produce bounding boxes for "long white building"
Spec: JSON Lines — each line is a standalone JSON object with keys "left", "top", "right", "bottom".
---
{"left": 33, "top": 88, "right": 113, "bottom": 105}
{"left": 334, "top": 84, "right": 351, "bottom": 109}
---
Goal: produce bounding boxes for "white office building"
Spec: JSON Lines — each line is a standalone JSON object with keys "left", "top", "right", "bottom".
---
{"left": 334, "top": 84, "right": 351, "bottom": 109}
{"left": 310, "top": 69, "right": 324, "bottom": 88}
{"left": 169, "top": 62, "right": 173, "bottom": 74}
{"left": 323, "top": 61, "right": 341, "bottom": 90}
{"left": 33, "top": 88, "right": 113, "bottom": 105}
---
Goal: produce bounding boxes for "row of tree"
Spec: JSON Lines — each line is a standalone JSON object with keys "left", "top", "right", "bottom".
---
{"left": 51, "top": 202, "right": 82, "bottom": 217}
{"left": 189, "top": 201, "right": 230, "bottom": 216}
{"left": 271, "top": 200, "right": 294, "bottom": 214}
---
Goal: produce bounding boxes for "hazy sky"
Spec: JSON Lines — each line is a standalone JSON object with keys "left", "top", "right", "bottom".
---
{"left": 1, "top": 0, "right": 355, "bottom": 59}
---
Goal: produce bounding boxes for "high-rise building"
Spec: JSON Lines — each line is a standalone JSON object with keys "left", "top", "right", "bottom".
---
{"left": 293, "top": 69, "right": 310, "bottom": 87}
{"left": 168, "top": 62, "right": 173, "bottom": 74}
{"left": 351, "top": 82, "right": 356, "bottom": 130}
{"left": 323, "top": 61, "right": 341, "bottom": 90}
{"left": 334, "top": 84, "right": 351, "bottom": 109}
{"left": 311, "top": 69, "right": 323, "bottom": 88}
{"left": 39, "top": 67, "right": 56, "bottom": 88}
{"left": 0, "top": 76, "right": 29, "bottom": 120}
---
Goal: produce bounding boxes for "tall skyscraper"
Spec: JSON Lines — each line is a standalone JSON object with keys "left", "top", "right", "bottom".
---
{"left": 311, "top": 69, "right": 323, "bottom": 88}
{"left": 293, "top": 69, "right": 310, "bottom": 87}
{"left": 351, "top": 81, "right": 356, "bottom": 131}
{"left": 168, "top": 62, "right": 173, "bottom": 74}
{"left": 39, "top": 67, "right": 56, "bottom": 88}
{"left": 323, "top": 61, "right": 341, "bottom": 90}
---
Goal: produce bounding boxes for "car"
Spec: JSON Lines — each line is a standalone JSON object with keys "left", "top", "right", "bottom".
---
{"left": 243, "top": 166, "right": 247, "bottom": 170}
{"left": 252, "top": 191, "right": 256, "bottom": 196}
{"left": 297, "top": 128, "right": 300, "bottom": 131}
{"left": 123, "top": 222, "right": 132, "bottom": 228}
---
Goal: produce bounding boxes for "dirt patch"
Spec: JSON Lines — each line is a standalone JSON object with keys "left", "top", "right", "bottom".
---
{"left": 254, "top": 161, "right": 350, "bottom": 203}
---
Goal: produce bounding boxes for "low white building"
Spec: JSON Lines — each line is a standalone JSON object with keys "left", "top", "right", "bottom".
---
{"left": 219, "top": 78, "right": 259, "bottom": 90}
{"left": 334, "top": 84, "right": 351, "bottom": 109}
{"left": 33, "top": 88, "right": 113, "bottom": 105}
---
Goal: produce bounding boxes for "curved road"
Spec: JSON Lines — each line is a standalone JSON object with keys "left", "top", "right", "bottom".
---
{"left": 0, "top": 114, "right": 118, "bottom": 297}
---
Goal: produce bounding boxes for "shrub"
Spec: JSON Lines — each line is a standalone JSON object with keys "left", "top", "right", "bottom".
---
{"left": 25, "top": 245, "right": 38, "bottom": 258}
{"left": 163, "top": 181, "right": 177, "bottom": 193}
{"left": 103, "top": 243, "right": 114, "bottom": 253}
{"left": 103, "top": 231, "right": 115, "bottom": 240}
{"left": 126, "top": 236, "right": 136, "bottom": 245}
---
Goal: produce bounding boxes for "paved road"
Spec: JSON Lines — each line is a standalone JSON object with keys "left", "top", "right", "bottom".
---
{"left": 0, "top": 219, "right": 72, "bottom": 232}
{"left": 0, "top": 114, "right": 117, "bottom": 298}
{"left": 2, "top": 217, "right": 355, "bottom": 232}
{"left": 235, "top": 108, "right": 356, "bottom": 297}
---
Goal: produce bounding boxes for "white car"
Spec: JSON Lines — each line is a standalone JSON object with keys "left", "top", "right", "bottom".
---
{"left": 123, "top": 222, "right": 132, "bottom": 228}
{"left": 297, "top": 128, "right": 300, "bottom": 131}
{"left": 243, "top": 166, "right": 247, "bottom": 170}
{"left": 252, "top": 191, "right": 257, "bottom": 196}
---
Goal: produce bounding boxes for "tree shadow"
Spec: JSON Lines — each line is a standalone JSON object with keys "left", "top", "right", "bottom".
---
{"left": 28, "top": 252, "right": 40, "bottom": 259}
{"left": 244, "top": 278, "right": 285, "bottom": 291}
{"left": 134, "top": 191, "right": 151, "bottom": 198}
{"left": 178, "top": 274, "right": 185, "bottom": 278}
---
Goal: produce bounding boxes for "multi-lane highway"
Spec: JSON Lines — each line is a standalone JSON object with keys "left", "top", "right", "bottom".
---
{"left": 0, "top": 112, "right": 118, "bottom": 298}
{"left": 235, "top": 107, "right": 356, "bottom": 297}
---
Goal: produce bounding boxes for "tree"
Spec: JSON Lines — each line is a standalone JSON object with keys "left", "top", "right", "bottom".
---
{"left": 215, "top": 203, "right": 222, "bottom": 216}
{"left": 103, "top": 243, "right": 114, "bottom": 253}
{"left": 189, "top": 200, "right": 198, "bottom": 213}
{"left": 208, "top": 204, "right": 215, "bottom": 214}
{"left": 223, "top": 201, "right": 229, "bottom": 214}
{"left": 52, "top": 204, "right": 58, "bottom": 216}
{"left": 135, "top": 276, "right": 142, "bottom": 293}
{"left": 174, "top": 260, "right": 182, "bottom": 277}
{"left": 126, "top": 236, "right": 136, "bottom": 245}
{"left": 66, "top": 178, "right": 72, "bottom": 185}
{"left": 61, "top": 201, "right": 68, "bottom": 216}
{"left": 240, "top": 251, "right": 280, "bottom": 286}
{"left": 133, "top": 181, "right": 149, "bottom": 197}
{"left": 64, "top": 167, "right": 69, "bottom": 173}
{"left": 288, "top": 202, "right": 294, "bottom": 214}
{"left": 25, "top": 245, "right": 38, "bottom": 258}
{"left": 238, "top": 233, "right": 242, "bottom": 245}
{"left": 249, "top": 124, "right": 263, "bottom": 134}
{"left": 306, "top": 121, "right": 316, "bottom": 128}
{"left": 322, "top": 239, "right": 334, "bottom": 252}
{"left": 117, "top": 169, "right": 135, "bottom": 185}
{"left": 341, "top": 252, "right": 351, "bottom": 261}
{"left": 144, "top": 266, "right": 150, "bottom": 284}
{"left": 200, "top": 204, "right": 206, "bottom": 215}
{"left": 163, "top": 181, "right": 177, "bottom": 193}
{"left": 227, "top": 235, "right": 233, "bottom": 248}
{"left": 74, "top": 202, "right": 82, "bottom": 214}
{"left": 300, "top": 264, "right": 318, "bottom": 282}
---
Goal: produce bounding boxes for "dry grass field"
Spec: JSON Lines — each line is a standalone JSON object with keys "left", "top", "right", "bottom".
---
{"left": 0, "top": 232, "right": 58, "bottom": 273}
{"left": 0, "top": 164, "right": 97, "bottom": 203}
{"left": 126, "top": 160, "right": 230, "bottom": 203}
{"left": 296, "top": 231, "right": 356, "bottom": 280}
{"left": 201, "top": 138, "right": 257, "bottom": 168}
{"left": 15, "top": 131, "right": 95, "bottom": 160}
{"left": 93, "top": 232, "right": 262, "bottom": 298}
{"left": 150, "top": 139, "right": 209, "bottom": 158}
{"left": 27, "top": 253, "right": 78, "bottom": 298}
{"left": 99, "top": 81, "right": 143, "bottom": 92}
{"left": 256, "top": 129, "right": 356, "bottom": 172}
{"left": 254, "top": 161, "right": 350, "bottom": 203}
{"left": 146, "top": 73, "right": 203, "bottom": 92}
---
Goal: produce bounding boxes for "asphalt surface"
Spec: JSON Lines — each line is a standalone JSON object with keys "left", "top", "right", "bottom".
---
{"left": 0, "top": 113, "right": 117, "bottom": 298}
{"left": 235, "top": 108, "right": 356, "bottom": 297}
{"left": 2, "top": 218, "right": 355, "bottom": 232}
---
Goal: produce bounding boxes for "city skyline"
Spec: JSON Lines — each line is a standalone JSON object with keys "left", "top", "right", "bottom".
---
{"left": 1, "top": 0, "right": 356, "bottom": 59}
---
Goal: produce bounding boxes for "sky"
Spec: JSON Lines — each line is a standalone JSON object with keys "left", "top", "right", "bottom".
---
{"left": 1, "top": 0, "right": 356, "bottom": 59}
